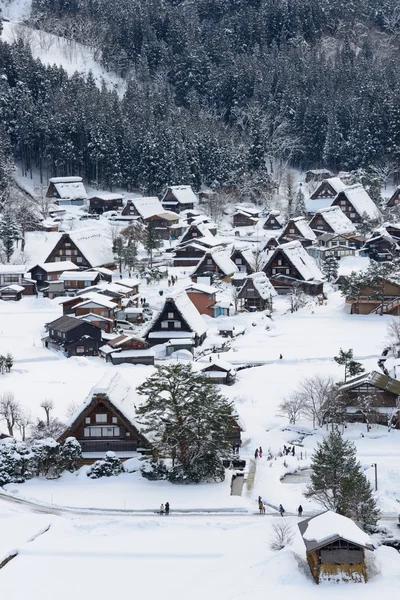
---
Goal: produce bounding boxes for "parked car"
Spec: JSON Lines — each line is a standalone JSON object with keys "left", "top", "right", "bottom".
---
{"left": 80, "top": 214, "right": 99, "bottom": 220}
{"left": 115, "top": 320, "right": 135, "bottom": 331}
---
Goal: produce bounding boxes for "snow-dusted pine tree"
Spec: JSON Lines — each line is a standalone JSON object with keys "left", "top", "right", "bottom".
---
{"left": 322, "top": 252, "right": 338, "bottom": 282}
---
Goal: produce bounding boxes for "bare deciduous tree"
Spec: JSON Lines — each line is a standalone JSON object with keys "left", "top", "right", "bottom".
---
{"left": 296, "top": 375, "right": 337, "bottom": 429}
{"left": 17, "top": 410, "right": 33, "bottom": 442}
{"left": 277, "top": 395, "right": 306, "bottom": 425}
{"left": 40, "top": 398, "right": 54, "bottom": 427}
{"left": 387, "top": 318, "right": 400, "bottom": 357}
{"left": 0, "top": 392, "right": 21, "bottom": 436}
{"left": 270, "top": 522, "right": 294, "bottom": 551}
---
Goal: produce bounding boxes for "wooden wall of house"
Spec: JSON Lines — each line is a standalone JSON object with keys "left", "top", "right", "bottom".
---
{"left": 187, "top": 291, "right": 215, "bottom": 317}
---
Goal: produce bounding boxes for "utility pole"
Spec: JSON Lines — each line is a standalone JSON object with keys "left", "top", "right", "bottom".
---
{"left": 371, "top": 463, "right": 378, "bottom": 491}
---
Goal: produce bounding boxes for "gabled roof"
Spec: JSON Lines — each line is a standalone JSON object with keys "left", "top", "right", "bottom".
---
{"left": 240, "top": 272, "right": 277, "bottom": 299}
{"left": 298, "top": 510, "right": 374, "bottom": 552}
{"left": 46, "top": 315, "right": 93, "bottom": 332}
{"left": 265, "top": 211, "right": 285, "bottom": 226}
{"left": 267, "top": 241, "right": 323, "bottom": 281}
{"left": 285, "top": 217, "right": 317, "bottom": 241}
{"left": 143, "top": 291, "right": 207, "bottom": 339}
{"left": 200, "top": 359, "right": 235, "bottom": 374}
{"left": 48, "top": 177, "right": 87, "bottom": 200}
{"left": 0, "top": 265, "right": 26, "bottom": 275}
{"left": 59, "top": 229, "right": 114, "bottom": 268}
{"left": 59, "top": 372, "right": 150, "bottom": 445}
{"left": 163, "top": 185, "right": 197, "bottom": 206}
{"left": 337, "top": 185, "right": 381, "bottom": 220}
{"left": 129, "top": 197, "right": 165, "bottom": 219}
{"left": 59, "top": 271, "right": 99, "bottom": 282}
{"left": 0, "top": 284, "right": 25, "bottom": 292}
{"left": 89, "top": 193, "right": 124, "bottom": 201}
{"left": 338, "top": 371, "right": 400, "bottom": 395}
{"left": 312, "top": 206, "right": 355, "bottom": 235}
{"left": 231, "top": 247, "right": 256, "bottom": 271}
{"left": 195, "top": 248, "right": 238, "bottom": 277}
{"left": 310, "top": 177, "right": 347, "bottom": 200}
{"left": 185, "top": 283, "right": 218, "bottom": 295}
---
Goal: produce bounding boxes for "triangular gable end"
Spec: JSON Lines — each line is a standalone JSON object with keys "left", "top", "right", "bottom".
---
{"left": 45, "top": 234, "right": 92, "bottom": 268}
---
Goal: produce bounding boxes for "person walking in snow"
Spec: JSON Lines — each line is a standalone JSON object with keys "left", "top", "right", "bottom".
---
{"left": 279, "top": 354, "right": 283, "bottom": 359}
{"left": 297, "top": 505, "right": 303, "bottom": 517}
{"left": 259, "top": 446, "right": 263, "bottom": 458}
{"left": 279, "top": 504, "right": 285, "bottom": 517}
{"left": 254, "top": 448, "right": 259, "bottom": 459}
{"left": 159, "top": 503, "right": 165, "bottom": 515}
{"left": 165, "top": 502, "right": 170, "bottom": 515}
{"left": 292, "top": 446, "right": 295, "bottom": 456}
{"left": 258, "top": 500, "right": 264, "bottom": 514}
{"left": 258, "top": 495, "right": 262, "bottom": 505}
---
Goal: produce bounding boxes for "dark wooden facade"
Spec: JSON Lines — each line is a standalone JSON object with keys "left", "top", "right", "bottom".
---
{"left": 263, "top": 213, "right": 284, "bottom": 230}
{"left": 230, "top": 249, "right": 254, "bottom": 274}
{"left": 173, "top": 242, "right": 207, "bottom": 267}
{"left": 144, "top": 298, "right": 206, "bottom": 347}
{"left": 45, "top": 234, "right": 90, "bottom": 268}
{"left": 232, "top": 212, "right": 258, "bottom": 227}
{"left": 387, "top": 187, "right": 400, "bottom": 207}
{"left": 361, "top": 235, "right": 399, "bottom": 262}
{"left": 43, "top": 316, "right": 102, "bottom": 357}
{"left": 331, "top": 192, "right": 363, "bottom": 223}
{"left": 200, "top": 363, "right": 236, "bottom": 385}
{"left": 58, "top": 392, "right": 150, "bottom": 456}
{"left": 310, "top": 180, "right": 340, "bottom": 200}
{"left": 89, "top": 195, "right": 124, "bottom": 214}
{"left": 237, "top": 278, "right": 271, "bottom": 311}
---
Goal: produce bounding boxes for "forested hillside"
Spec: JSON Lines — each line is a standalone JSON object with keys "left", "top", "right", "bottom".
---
{"left": 1, "top": 0, "right": 400, "bottom": 192}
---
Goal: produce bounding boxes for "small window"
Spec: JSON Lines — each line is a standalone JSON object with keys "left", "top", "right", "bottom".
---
{"left": 285, "top": 269, "right": 290, "bottom": 275}
{"left": 175, "top": 321, "right": 181, "bottom": 328}
{"left": 272, "top": 268, "right": 276, "bottom": 274}
{"left": 96, "top": 414, "right": 107, "bottom": 423}
{"left": 350, "top": 212, "right": 356, "bottom": 218}
{"left": 76, "top": 256, "right": 83, "bottom": 263}
{"left": 278, "top": 259, "right": 282, "bottom": 266}
{"left": 168, "top": 312, "right": 174, "bottom": 319}
{"left": 84, "top": 428, "right": 90, "bottom": 437}
{"left": 206, "top": 259, "right": 213, "bottom": 265}
{"left": 85, "top": 417, "right": 90, "bottom": 424}
{"left": 161, "top": 321, "right": 168, "bottom": 329}
{"left": 84, "top": 281, "right": 91, "bottom": 286}
{"left": 112, "top": 417, "right": 117, "bottom": 424}
{"left": 76, "top": 345, "right": 85, "bottom": 354}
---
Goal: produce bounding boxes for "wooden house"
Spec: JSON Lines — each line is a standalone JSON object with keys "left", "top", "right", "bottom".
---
{"left": 60, "top": 291, "right": 119, "bottom": 316}
{"left": 42, "top": 315, "right": 102, "bottom": 357}
{"left": 305, "top": 169, "right": 333, "bottom": 183}
{"left": 298, "top": 511, "right": 374, "bottom": 584}
{"left": 331, "top": 185, "right": 381, "bottom": 223}
{"left": 309, "top": 233, "right": 356, "bottom": 260}
{"left": 0, "top": 285, "right": 25, "bottom": 301}
{"left": 232, "top": 208, "right": 259, "bottom": 228}
{"left": 57, "top": 372, "right": 151, "bottom": 460}
{"left": 263, "top": 241, "right": 324, "bottom": 295}
{"left": 59, "top": 270, "right": 102, "bottom": 292}
{"left": 230, "top": 248, "right": 255, "bottom": 274}
{"left": 199, "top": 359, "right": 236, "bottom": 385}
{"left": 44, "top": 230, "right": 115, "bottom": 269}
{"left": 173, "top": 241, "right": 208, "bottom": 267}
{"left": 263, "top": 211, "right": 285, "bottom": 230}
{"left": 279, "top": 217, "right": 317, "bottom": 247}
{"left": 345, "top": 278, "right": 400, "bottom": 315}
{"left": 361, "top": 231, "right": 400, "bottom": 262}
{"left": 387, "top": 187, "right": 400, "bottom": 207}
{"left": 179, "top": 220, "right": 217, "bottom": 247}
{"left": 28, "top": 261, "right": 78, "bottom": 287}
{"left": 185, "top": 282, "right": 218, "bottom": 317}
{"left": 191, "top": 248, "right": 238, "bottom": 284}
{"left": 337, "top": 371, "right": 400, "bottom": 428}
{"left": 89, "top": 193, "right": 124, "bottom": 214}
{"left": 0, "top": 265, "right": 36, "bottom": 296}
{"left": 237, "top": 272, "right": 276, "bottom": 311}
{"left": 99, "top": 334, "right": 154, "bottom": 365}
{"left": 309, "top": 177, "right": 347, "bottom": 201}
{"left": 45, "top": 176, "right": 88, "bottom": 205}
{"left": 143, "top": 291, "right": 207, "bottom": 347}
{"left": 161, "top": 185, "right": 197, "bottom": 213}
{"left": 309, "top": 206, "right": 355, "bottom": 236}
{"left": 146, "top": 212, "right": 181, "bottom": 240}
{"left": 384, "top": 224, "right": 400, "bottom": 240}
{"left": 77, "top": 312, "right": 114, "bottom": 333}
{"left": 87, "top": 267, "right": 113, "bottom": 283}
{"left": 73, "top": 297, "right": 117, "bottom": 331}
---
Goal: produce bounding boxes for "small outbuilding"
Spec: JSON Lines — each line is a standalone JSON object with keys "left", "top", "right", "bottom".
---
{"left": 298, "top": 510, "right": 374, "bottom": 584}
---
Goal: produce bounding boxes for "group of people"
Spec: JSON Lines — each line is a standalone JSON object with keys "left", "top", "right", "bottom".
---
{"left": 159, "top": 502, "right": 170, "bottom": 515}
{"left": 283, "top": 445, "right": 295, "bottom": 456}
{"left": 168, "top": 275, "right": 177, "bottom": 287}
{"left": 257, "top": 498, "right": 304, "bottom": 518}
{"left": 254, "top": 446, "right": 263, "bottom": 458}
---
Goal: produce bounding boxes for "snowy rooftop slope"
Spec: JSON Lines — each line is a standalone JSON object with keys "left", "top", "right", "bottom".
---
{"left": 49, "top": 177, "right": 88, "bottom": 200}
{"left": 39, "top": 261, "right": 78, "bottom": 273}
{"left": 279, "top": 241, "right": 323, "bottom": 281}
{"left": 0, "top": 265, "right": 26, "bottom": 274}
{"left": 185, "top": 282, "right": 218, "bottom": 295}
{"left": 306, "top": 197, "right": 334, "bottom": 213}
{"left": 315, "top": 206, "right": 355, "bottom": 234}
{"left": 299, "top": 510, "right": 374, "bottom": 551}
{"left": 343, "top": 185, "right": 381, "bottom": 220}
{"left": 58, "top": 271, "right": 99, "bottom": 282}
{"left": 325, "top": 177, "right": 347, "bottom": 194}
{"left": 203, "top": 248, "right": 238, "bottom": 276}
{"left": 89, "top": 193, "right": 124, "bottom": 201}
{"left": 200, "top": 358, "right": 235, "bottom": 373}
{"left": 68, "top": 229, "right": 114, "bottom": 267}
{"left": 291, "top": 217, "right": 317, "bottom": 241}
{"left": 246, "top": 272, "right": 277, "bottom": 299}
{"left": 165, "top": 185, "right": 197, "bottom": 205}
{"left": 170, "top": 290, "right": 208, "bottom": 337}
{"left": 131, "top": 197, "right": 165, "bottom": 219}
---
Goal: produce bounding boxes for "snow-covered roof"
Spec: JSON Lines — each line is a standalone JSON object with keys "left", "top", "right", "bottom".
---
{"left": 170, "top": 290, "right": 208, "bottom": 337}
{"left": 0, "top": 265, "right": 26, "bottom": 275}
{"left": 165, "top": 185, "right": 197, "bottom": 206}
{"left": 59, "top": 271, "right": 99, "bottom": 282}
{"left": 89, "top": 193, "right": 124, "bottom": 201}
{"left": 49, "top": 176, "right": 87, "bottom": 200}
{"left": 244, "top": 272, "right": 277, "bottom": 299}
{"left": 185, "top": 283, "right": 218, "bottom": 295}
{"left": 200, "top": 359, "right": 235, "bottom": 373}
{"left": 299, "top": 510, "right": 373, "bottom": 552}
{"left": 232, "top": 247, "right": 256, "bottom": 270}
{"left": 117, "top": 278, "right": 141, "bottom": 289}
{"left": 289, "top": 217, "right": 317, "bottom": 241}
{"left": 311, "top": 177, "right": 347, "bottom": 199}
{"left": 306, "top": 198, "right": 334, "bottom": 213}
{"left": 196, "top": 248, "right": 238, "bottom": 276}
{"left": 37, "top": 261, "right": 78, "bottom": 273}
{"left": 67, "top": 229, "right": 114, "bottom": 267}
{"left": 0, "top": 284, "right": 25, "bottom": 292}
{"left": 313, "top": 206, "right": 355, "bottom": 235}
{"left": 266, "top": 211, "right": 285, "bottom": 226}
{"left": 131, "top": 197, "right": 165, "bottom": 219}
{"left": 306, "top": 169, "right": 333, "bottom": 175}
{"left": 111, "top": 349, "right": 155, "bottom": 358}
{"left": 341, "top": 185, "right": 381, "bottom": 220}
{"left": 275, "top": 241, "right": 323, "bottom": 281}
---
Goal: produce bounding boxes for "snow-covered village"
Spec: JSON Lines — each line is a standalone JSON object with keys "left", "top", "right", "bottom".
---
{"left": 1, "top": 0, "right": 400, "bottom": 598}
